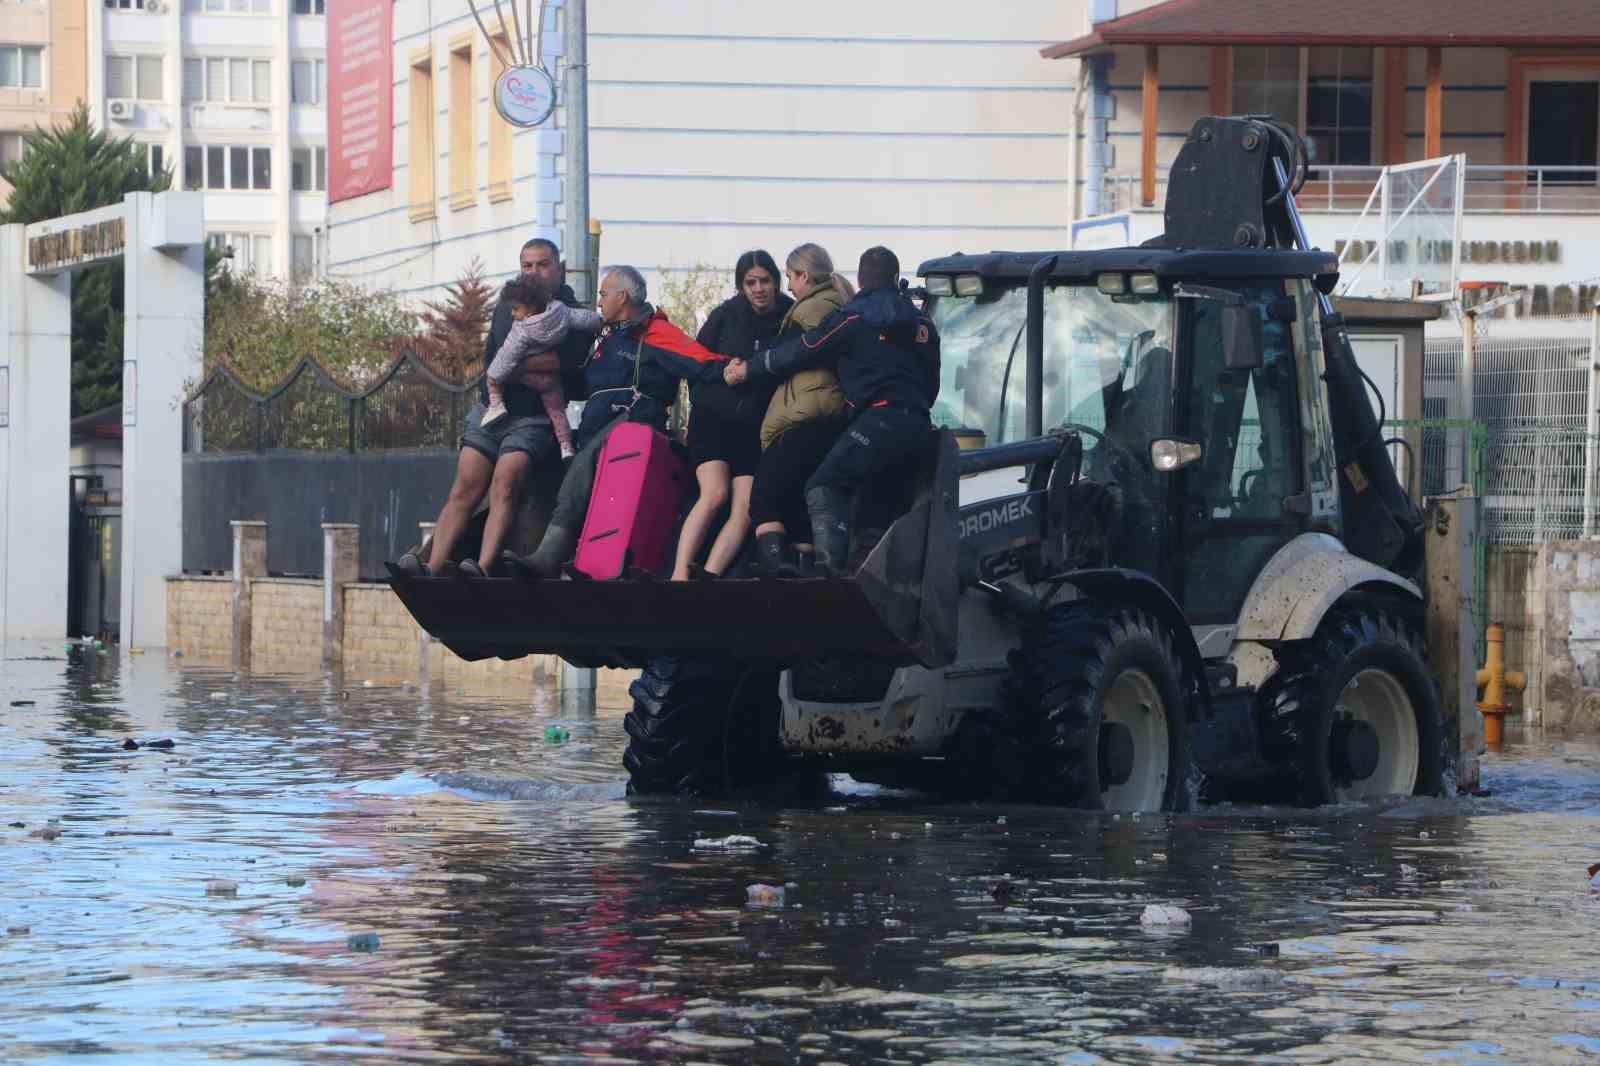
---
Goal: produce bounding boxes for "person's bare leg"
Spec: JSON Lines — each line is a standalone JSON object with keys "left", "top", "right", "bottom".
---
{"left": 479, "top": 449, "right": 533, "bottom": 569}
{"left": 427, "top": 447, "right": 493, "bottom": 571}
{"left": 705, "top": 474, "right": 754, "bottom": 575}
{"left": 672, "top": 461, "right": 731, "bottom": 581}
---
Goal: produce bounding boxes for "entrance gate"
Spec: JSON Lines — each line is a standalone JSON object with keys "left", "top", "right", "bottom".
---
{"left": 0, "top": 191, "right": 204, "bottom": 647}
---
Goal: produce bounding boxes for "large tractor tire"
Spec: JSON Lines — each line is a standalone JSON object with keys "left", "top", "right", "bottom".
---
{"left": 1011, "top": 600, "right": 1191, "bottom": 812}
{"left": 1264, "top": 610, "right": 1445, "bottom": 805}
{"left": 623, "top": 656, "right": 796, "bottom": 798}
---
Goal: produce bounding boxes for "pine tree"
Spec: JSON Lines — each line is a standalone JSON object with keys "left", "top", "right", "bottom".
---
{"left": 416, "top": 257, "right": 495, "bottom": 381}
{"left": 0, "top": 103, "right": 172, "bottom": 415}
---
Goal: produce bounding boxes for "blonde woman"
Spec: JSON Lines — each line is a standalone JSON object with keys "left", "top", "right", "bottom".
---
{"left": 745, "top": 243, "right": 854, "bottom": 574}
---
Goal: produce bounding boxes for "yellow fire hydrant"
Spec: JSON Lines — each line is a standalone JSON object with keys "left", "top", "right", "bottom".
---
{"left": 1475, "top": 622, "right": 1526, "bottom": 752}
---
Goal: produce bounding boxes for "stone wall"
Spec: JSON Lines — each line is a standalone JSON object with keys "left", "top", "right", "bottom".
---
{"left": 1540, "top": 541, "right": 1600, "bottom": 734}
{"left": 251, "top": 578, "right": 324, "bottom": 673}
{"left": 342, "top": 583, "right": 427, "bottom": 682}
{"left": 165, "top": 576, "right": 232, "bottom": 662}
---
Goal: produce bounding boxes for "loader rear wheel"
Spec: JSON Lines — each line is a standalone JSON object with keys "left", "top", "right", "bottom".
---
{"left": 623, "top": 656, "right": 792, "bottom": 798}
{"left": 1264, "top": 610, "right": 1445, "bottom": 805}
{"left": 1013, "top": 601, "right": 1190, "bottom": 812}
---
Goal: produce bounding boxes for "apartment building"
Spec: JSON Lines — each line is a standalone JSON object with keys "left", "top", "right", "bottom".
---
{"left": 0, "top": 0, "right": 88, "bottom": 204}
{"left": 324, "top": 0, "right": 1089, "bottom": 302}
{"left": 87, "top": 0, "right": 328, "bottom": 277}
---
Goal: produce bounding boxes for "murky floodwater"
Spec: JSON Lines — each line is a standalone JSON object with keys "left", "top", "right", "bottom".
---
{"left": 3, "top": 644, "right": 1599, "bottom": 1064}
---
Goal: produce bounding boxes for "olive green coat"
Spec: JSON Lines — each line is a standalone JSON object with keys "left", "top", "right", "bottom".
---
{"left": 760, "top": 283, "right": 848, "bottom": 449}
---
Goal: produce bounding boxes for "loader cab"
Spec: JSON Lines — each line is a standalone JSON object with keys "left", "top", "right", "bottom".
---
{"left": 920, "top": 249, "right": 1343, "bottom": 625}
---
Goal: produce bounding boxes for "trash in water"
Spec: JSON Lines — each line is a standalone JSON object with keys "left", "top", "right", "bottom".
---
{"left": 347, "top": 932, "right": 381, "bottom": 952}
{"left": 204, "top": 879, "right": 239, "bottom": 896}
{"left": 9, "top": 700, "right": 35, "bottom": 707}
{"left": 543, "top": 725, "right": 571, "bottom": 744}
{"left": 122, "top": 738, "right": 140, "bottom": 750}
{"left": 693, "top": 835, "right": 765, "bottom": 851}
{"left": 1163, "top": 966, "right": 1283, "bottom": 989}
{"left": 287, "top": 876, "right": 307, "bottom": 888}
{"left": 362, "top": 680, "right": 374, "bottom": 687}
{"left": 990, "top": 880, "right": 1016, "bottom": 905}
{"left": 1141, "top": 904, "right": 1192, "bottom": 927}
{"left": 147, "top": 739, "right": 175, "bottom": 750}
{"left": 29, "top": 827, "right": 61, "bottom": 841}
{"left": 1251, "top": 942, "right": 1280, "bottom": 958}
{"left": 208, "top": 692, "right": 227, "bottom": 700}
{"left": 746, "top": 883, "right": 785, "bottom": 908}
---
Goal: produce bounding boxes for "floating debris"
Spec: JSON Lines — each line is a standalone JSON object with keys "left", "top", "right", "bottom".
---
{"left": 346, "top": 932, "right": 381, "bottom": 952}
{"left": 122, "top": 738, "right": 140, "bottom": 750}
{"left": 9, "top": 700, "right": 36, "bottom": 707}
{"left": 693, "top": 835, "right": 764, "bottom": 851}
{"left": 1140, "top": 904, "right": 1192, "bottom": 927}
{"left": 29, "top": 827, "right": 61, "bottom": 841}
{"left": 543, "top": 725, "right": 570, "bottom": 744}
{"left": 287, "top": 877, "right": 307, "bottom": 888}
{"left": 746, "top": 883, "right": 785, "bottom": 908}
{"left": 204, "top": 879, "right": 239, "bottom": 896}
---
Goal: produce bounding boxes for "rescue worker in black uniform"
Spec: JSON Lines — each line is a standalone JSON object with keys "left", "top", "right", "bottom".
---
{"left": 724, "top": 246, "right": 939, "bottom": 573}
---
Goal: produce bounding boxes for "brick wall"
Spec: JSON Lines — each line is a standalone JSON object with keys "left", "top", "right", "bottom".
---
{"left": 165, "top": 576, "right": 232, "bottom": 662}
{"left": 251, "top": 578, "right": 324, "bottom": 672}
{"left": 342, "top": 583, "right": 427, "bottom": 682}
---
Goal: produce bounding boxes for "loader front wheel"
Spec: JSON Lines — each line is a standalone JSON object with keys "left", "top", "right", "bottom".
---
{"left": 623, "top": 656, "right": 791, "bottom": 798}
{"left": 1264, "top": 610, "right": 1444, "bottom": 805}
{"left": 1013, "top": 601, "right": 1190, "bottom": 812}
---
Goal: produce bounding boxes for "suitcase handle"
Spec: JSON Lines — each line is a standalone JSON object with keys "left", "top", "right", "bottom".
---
{"left": 607, "top": 450, "right": 643, "bottom": 462}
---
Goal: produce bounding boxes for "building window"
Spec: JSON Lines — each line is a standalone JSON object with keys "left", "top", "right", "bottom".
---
{"left": 106, "top": 0, "right": 147, "bottom": 9}
{"left": 1231, "top": 47, "right": 1299, "bottom": 128}
{"left": 1, "top": 46, "right": 46, "bottom": 89}
{"left": 1306, "top": 47, "right": 1373, "bottom": 166}
{"left": 290, "top": 59, "right": 325, "bottom": 105}
{"left": 487, "top": 36, "right": 512, "bottom": 199}
{"left": 146, "top": 142, "right": 164, "bottom": 178}
{"left": 184, "top": 144, "right": 202, "bottom": 189}
{"left": 183, "top": 57, "right": 271, "bottom": 104}
{"left": 292, "top": 0, "right": 324, "bottom": 14}
{"left": 291, "top": 233, "right": 314, "bottom": 278}
{"left": 107, "top": 55, "right": 163, "bottom": 101}
{"left": 408, "top": 51, "right": 436, "bottom": 221}
{"left": 0, "top": 131, "right": 25, "bottom": 168}
{"left": 192, "top": 143, "right": 272, "bottom": 189}
{"left": 183, "top": 0, "right": 272, "bottom": 14}
{"left": 208, "top": 231, "right": 272, "bottom": 273}
{"left": 291, "top": 145, "right": 326, "bottom": 191}
{"left": 448, "top": 40, "right": 474, "bottom": 208}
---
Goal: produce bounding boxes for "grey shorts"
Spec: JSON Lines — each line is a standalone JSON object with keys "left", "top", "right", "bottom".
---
{"left": 460, "top": 402, "right": 558, "bottom": 464}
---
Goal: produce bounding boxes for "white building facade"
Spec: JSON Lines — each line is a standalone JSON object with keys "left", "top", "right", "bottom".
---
{"left": 90, "top": 0, "right": 328, "bottom": 278}
{"left": 325, "top": 0, "right": 1094, "bottom": 302}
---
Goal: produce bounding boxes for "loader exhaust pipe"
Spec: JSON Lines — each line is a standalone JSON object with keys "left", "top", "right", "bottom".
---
{"left": 1025, "top": 255, "right": 1058, "bottom": 440}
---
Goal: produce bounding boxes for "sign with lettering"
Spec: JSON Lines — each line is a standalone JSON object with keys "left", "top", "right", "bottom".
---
{"left": 26, "top": 217, "right": 126, "bottom": 272}
{"left": 328, "top": 0, "right": 394, "bottom": 204}
{"left": 494, "top": 65, "right": 556, "bottom": 128}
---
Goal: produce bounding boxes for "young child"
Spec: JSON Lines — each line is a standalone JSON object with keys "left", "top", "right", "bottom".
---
{"left": 482, "top": 278, "right": 603, "bottom": 459}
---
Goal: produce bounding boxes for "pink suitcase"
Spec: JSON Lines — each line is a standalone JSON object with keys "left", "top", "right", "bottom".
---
{"left": 574, "top": 422, "right": 689, "bottom": 579}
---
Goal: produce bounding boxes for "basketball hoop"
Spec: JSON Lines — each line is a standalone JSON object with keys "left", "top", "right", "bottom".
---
{"left": 468, "top": 0, "right": 557, "bottom": 128}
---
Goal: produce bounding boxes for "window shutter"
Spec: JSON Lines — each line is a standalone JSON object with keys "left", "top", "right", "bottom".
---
{"left": 137, "top": 56, "right": 162, "bottom": 100}
{"left": 291, "top": 60, "right": 310, "bottom": 104}
{"left": 229, "top": 58, "right": 249, "bottom": 103}
{"left": 206, "top": 58, "right": 226, "bottom": 102}
{"left": 106, "top": 56, "right": 131, "bottom": 99}
{"left": 253, "top": 59, "right": 271, "bottom": 103}
{"left": 183, "top": 58, "right": 203, "bottom": 101}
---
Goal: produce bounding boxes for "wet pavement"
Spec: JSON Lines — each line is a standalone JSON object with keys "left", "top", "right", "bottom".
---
{"left": 2, "top": 643, "right": 1599, "bottom": 1064}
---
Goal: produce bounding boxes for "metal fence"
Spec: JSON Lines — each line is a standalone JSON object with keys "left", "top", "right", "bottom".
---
{"left": 183, "top": 350, "right": 482, "bottom": 453}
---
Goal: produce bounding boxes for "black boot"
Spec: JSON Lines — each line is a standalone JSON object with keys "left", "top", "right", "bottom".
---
{"left": 804, "top": 486, "right": 852, "bottom": 576}
{"left": 515, "top": 525, "right": 578, "bottom": 578}
{"left": 755, "top": 531, "right": 798, "bottom": 577}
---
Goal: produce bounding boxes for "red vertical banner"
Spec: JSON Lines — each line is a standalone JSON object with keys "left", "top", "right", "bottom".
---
{"left": 327, "top": 0, "right": 393, "bottom": 204}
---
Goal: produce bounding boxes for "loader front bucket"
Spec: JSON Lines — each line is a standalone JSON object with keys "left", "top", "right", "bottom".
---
{"left": 387, "top": 429, "right": 961, "bottom": 671}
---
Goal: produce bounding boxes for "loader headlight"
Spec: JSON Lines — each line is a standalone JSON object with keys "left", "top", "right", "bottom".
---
{"left": 954, "top": 274, "right": 984, "bottom": 297}
{"left": 924, "top": 275, "right": 953, "bottom": 296}
{"left": 1130, "top": 272, "right": 1160, "bottom": 294}
{"left": 1096, "top": 273, "right": 1127, "bottom": 295}
{"left": 1150, "top": 437, "right": 1203, "bottom": 472}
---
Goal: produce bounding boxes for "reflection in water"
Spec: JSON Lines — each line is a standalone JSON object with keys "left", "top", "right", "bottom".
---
{"left": 1, "top": 643, "right": 1598, "bottom": 1063}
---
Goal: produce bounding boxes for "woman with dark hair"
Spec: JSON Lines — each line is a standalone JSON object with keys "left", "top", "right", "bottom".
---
{"left": 670, "top": 250, "right": 793, "bottom": 580}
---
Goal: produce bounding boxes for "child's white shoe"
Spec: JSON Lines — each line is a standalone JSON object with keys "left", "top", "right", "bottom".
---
{"left": 480, "top": 402, "right": 509, "bottom": 428}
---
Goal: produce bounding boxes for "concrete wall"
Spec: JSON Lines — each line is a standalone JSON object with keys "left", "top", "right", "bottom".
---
{"left": 1486, "top": 544, "right": 1541, "bottom": 722}
{"left": 250, "top": 576, "right": 322, "bottom": 671}
{"left": 165, "top": 574, "right": 231, "bottom": 659}
{"left": 1539, "top": 541, "right": 1600, "bottom": 734}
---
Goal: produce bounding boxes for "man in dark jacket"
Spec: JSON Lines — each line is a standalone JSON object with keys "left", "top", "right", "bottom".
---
{"left": 403, "top": 238, "right": 597, "bottom": 575}
{"left": 516, "top": 264, "right": 728, "bottom": 576}
{"left": 727, "top": 246, "right": 939, "bottom": 572}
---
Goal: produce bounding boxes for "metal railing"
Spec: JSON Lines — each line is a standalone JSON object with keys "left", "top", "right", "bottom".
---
{"left": 183, "top": 350, "right": 482, "bottom": 453}
{"left": 1102, "top": 165, "right": 1600, "bottom": 215}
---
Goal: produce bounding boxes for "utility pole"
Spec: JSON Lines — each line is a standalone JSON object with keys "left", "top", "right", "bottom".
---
{"left": 562, "top": 0, "right": 591, "bottom": 303}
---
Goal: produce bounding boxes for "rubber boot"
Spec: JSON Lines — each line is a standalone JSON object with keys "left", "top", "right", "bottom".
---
{"left": 522, "top": 525, "right": 577, "bottom": 578}
{"left": 754, "top": 531, "right": 798, "bottom": 577}
{"left": 804, "top": 485, "right": 852, "bottom": 576}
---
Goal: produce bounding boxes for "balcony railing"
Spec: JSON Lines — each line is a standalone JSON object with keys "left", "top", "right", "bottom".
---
{"left": 1102, "top": 165, "right": 1600, "bottom": 215}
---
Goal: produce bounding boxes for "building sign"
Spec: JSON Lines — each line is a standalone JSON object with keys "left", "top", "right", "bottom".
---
{"left": 26, "top": 218, "right": 126, "bottom": 272}
{"left": 494, "top": 65, "right": 557, "bottom": 128}
{"left": 328, "top": 0, "right": 393, "bottom": 204}
{"left": 1337, "top": 238, "right": 1564, "bottom": 267}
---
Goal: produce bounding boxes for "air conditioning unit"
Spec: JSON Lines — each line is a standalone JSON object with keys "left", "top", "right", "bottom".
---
{"left": 107, "top": 99, "right": 136, "bottom": 122}
{"left": 146, "top": 0, "right": 164, "bottom": 12}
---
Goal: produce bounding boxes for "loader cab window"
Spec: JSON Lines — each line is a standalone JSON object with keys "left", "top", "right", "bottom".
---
{"left": 1178, "top": 281, "right": 1305, "bottom": 621}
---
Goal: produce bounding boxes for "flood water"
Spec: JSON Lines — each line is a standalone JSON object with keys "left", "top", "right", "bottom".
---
{"left": 3, "top": 644, "right": 1599, "bottom": 1064}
